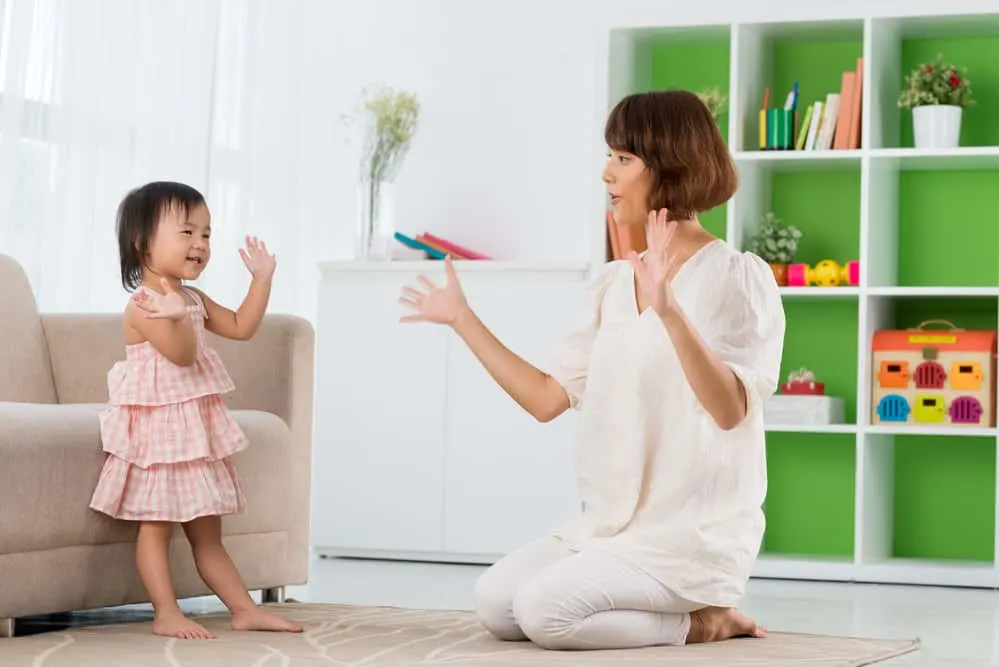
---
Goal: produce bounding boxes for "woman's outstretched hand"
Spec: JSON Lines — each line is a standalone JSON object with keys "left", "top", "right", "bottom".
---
{"left": 629, "top": 208, "right": 679, "bottom": 318}
{"left": 399, "top": 255, "right": 470, "bottom": 326}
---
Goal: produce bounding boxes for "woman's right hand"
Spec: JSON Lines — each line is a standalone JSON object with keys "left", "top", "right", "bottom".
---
{"left": 399, "top": 255, "right": 470, "bottom": 326}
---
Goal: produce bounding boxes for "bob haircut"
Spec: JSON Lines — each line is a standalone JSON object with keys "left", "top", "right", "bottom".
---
{"left": 115, "top": 181, "right": 206, "bottom": 291}
{"left": 604, "top": 90, "right": 737, "bottom": 221}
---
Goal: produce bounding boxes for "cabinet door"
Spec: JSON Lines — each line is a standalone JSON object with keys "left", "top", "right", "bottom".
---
{"left": 442, "top": 271, "right": 587, "bottom": 557}
{"left": 312, "top": 271, "right": 448, "bottom": 554}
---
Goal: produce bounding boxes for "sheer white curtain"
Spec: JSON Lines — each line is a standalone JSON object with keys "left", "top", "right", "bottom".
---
{"left": 0, "top": 0, "right": 336, "bottom": 320}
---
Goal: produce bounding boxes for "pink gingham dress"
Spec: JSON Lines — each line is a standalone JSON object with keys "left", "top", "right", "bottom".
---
{"left": 89, "top": 286, "right": 249, "bottom": 522}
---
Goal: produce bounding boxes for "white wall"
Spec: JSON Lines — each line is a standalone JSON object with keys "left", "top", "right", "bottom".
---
{"left": 312, "top": 0, "right": 996, "bottom": 267}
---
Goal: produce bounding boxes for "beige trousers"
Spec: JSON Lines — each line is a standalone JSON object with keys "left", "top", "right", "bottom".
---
{"left": 473, "top": 535, "right": 701, "bottom": 650}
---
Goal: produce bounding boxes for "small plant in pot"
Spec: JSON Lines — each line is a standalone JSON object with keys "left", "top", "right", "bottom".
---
{"left": 897, "top": 53, "right": 973, "bottom": 149}
{"left": 746, "top": 211, "right": 802, "bottom": 286}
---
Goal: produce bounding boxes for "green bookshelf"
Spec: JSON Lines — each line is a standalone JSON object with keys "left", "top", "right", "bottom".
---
{"left": 607, "top": 11, "right": 999, "bottom": 588}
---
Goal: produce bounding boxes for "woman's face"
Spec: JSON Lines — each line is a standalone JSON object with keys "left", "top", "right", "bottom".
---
{"left": 602, "top": 148, "right": 652, "bottom": 227}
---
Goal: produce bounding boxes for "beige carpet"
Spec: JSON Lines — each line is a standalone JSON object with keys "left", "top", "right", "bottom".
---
{"left": 1, "top": 602, "right": 920, "bottom": 666}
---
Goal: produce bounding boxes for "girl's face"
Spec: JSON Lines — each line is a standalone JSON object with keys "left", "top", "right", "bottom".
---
{"left": 602, "top": 148, "right": 653, "bottom": 227}
{"left": 145, "top": 203, "right": 212, "bottom": 283}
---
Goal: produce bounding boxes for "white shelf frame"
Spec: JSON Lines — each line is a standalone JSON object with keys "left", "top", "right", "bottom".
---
{"left": 603, "top": 11, "right": 999, "bottom": 589}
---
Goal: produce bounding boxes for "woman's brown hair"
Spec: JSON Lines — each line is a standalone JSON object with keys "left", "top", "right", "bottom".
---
{"left": 604, "top": 90, "right": 737, "bottom": 220}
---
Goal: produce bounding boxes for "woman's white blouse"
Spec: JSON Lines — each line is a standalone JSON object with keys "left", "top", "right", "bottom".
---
{"left": 548, "top": 240, "right": 786, "bottom": 607}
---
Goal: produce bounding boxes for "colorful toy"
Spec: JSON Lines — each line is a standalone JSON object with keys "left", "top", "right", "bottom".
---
{"left": 787, "top": 259, "right": 860, "bottom": 287}
{"left": 871, "top": 321, "right": 997, "bottom": 428}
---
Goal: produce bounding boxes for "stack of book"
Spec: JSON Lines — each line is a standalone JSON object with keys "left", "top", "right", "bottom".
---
{"left": 393, "top": 231, "right": 491, "bottom": 260}
{"left": 759, "top": 57, "right": 864, "bottom": 151}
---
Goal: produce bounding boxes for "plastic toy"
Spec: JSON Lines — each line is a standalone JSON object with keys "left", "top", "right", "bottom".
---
{"left": 871, "top": 320, "right": 997, "bottom": 428}
{"left": 787, "top": 259, "right": 860, "bottom": 287}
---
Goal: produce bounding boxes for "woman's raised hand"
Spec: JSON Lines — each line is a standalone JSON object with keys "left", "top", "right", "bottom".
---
{"left": 399, "top": 255, "right": 470, "bottom": 326}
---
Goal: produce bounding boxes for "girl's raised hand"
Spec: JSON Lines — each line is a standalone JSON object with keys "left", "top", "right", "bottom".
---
{"left": 240, "top": 235, "right": 277, "bottom": 280}
{"left": 133, "top": 278, "right": 189, "bottom": 321}
{"left": 398, "top": 255, "right": 470, "bottom": 326}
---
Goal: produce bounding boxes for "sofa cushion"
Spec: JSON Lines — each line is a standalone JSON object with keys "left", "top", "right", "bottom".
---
{"left": 0, "top": 255, "right": 57, "bottom": 403}
{"left": 0, "top": 402, "right": 293, "bottom": 555}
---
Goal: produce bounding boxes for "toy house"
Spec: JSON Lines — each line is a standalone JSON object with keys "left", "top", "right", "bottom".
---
{"left": 871, "top": 323, "right": 997, "bottom": 428}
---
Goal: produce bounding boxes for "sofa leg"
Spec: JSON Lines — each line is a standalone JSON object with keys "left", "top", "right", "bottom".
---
{"left": 0, "top": 618, "right": 14, "bottom": 638}
{"left": 262, "top": 586, "right": 286, "bottom": 604}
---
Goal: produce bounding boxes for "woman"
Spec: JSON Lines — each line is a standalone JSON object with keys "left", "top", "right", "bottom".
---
{"left": 398, "top": 89, "right": 786, "bottom": 651}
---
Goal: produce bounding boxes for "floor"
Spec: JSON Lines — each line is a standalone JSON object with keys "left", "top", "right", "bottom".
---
{"left": 13, "top": 555, "right": 999, "bottom": 665}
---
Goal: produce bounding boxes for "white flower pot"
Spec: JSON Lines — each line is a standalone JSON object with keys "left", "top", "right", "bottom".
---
{"left": 912, "top": 105, "right": 962, "bottom": 149}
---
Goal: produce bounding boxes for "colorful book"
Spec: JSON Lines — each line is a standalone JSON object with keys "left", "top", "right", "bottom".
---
{"left": 393, "top": 232, "right": 446, "bottom": 259}
{"left": 420, "top": 233, "right": 491, "bottom": 260}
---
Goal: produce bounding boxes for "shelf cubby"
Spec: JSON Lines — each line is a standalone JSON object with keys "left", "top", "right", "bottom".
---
{"left": 867, "top": 13, "right": 999, "bottom": 150}
{"left": 893, "top": 434, "right": 995, "bottom": 562}
{"left": 731, "top": 158, "right": 860, "bottom": 262}
{"left": 762, "top": 432, "right": 856, "bottom": 559}
{"left": 781, "top": 298, "right": 860, "bottom": 424}
{"left": 732, "top": 20, "right": 864, "bottom": 153}
{"left": 866, "top": 159, "right": 999, "bottom": 289}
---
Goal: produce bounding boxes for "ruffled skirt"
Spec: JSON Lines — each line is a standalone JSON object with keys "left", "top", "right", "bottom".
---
{"left": 90, "top": 394, "right": 249, "bottom": 522}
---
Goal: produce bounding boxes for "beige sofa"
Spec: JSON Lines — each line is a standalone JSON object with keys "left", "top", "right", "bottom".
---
{"left": 0, "top": 253, "right": 315, "bottom": 637}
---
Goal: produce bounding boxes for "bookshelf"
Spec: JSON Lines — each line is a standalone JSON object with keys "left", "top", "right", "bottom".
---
{"left": 606, "top": 11, "right": 999, "bottom": 588}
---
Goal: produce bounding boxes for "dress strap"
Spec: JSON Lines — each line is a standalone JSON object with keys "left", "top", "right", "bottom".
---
{"left": 181, "top": 286, "right": 207, "bottom": 317}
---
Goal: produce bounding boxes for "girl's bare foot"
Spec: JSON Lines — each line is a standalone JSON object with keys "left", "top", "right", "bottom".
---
{"left": 152, "top": 611, "right": 215, "bottom": 639}
{"left": 231, "top": 607, "right": 303, "bottom": 633}
{"left": 686, "top": 607, "right": 765, "bottom": 644}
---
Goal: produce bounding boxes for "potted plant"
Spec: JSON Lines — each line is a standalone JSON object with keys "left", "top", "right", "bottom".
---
{"left": 696, "top": 87, "right": 727, "bottom": 121}
{"left": 897, "top": 54, "right": 973, "bottom": 149}
{"left": 746, "top": 211, "right": 802, "bottom": 286}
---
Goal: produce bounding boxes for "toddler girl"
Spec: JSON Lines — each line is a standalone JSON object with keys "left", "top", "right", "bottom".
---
{"left": 89, "top": 181, "right": 303, "bottom": 639}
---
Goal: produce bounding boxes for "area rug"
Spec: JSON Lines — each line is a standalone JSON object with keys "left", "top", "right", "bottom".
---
{"left": 0, "top": 602, "right": 920, "bottom": 666}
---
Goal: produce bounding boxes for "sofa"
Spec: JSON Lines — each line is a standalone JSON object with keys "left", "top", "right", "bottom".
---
{"left": 0, "top": 253, "right": 315, "bottom": 636}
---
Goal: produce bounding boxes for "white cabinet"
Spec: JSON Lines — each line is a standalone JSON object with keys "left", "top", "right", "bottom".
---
{"left": 312, "top": 260, "right": 590, "bottom": 562}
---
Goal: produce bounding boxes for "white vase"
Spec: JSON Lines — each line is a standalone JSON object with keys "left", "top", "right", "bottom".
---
{"left": 912, "top": 105, "right": 962, "bottom": 149}
{"left": 356, "top": 179, "right": 395, "bottom": 260}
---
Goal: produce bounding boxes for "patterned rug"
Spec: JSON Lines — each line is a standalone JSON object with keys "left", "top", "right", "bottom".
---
{"left": 0, "top": 602, "right": 920, "bottom": 666}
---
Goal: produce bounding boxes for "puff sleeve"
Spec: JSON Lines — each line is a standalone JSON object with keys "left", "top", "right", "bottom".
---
{"left": 706, "top": 252, "right": 786, "bottom": 423}
{"left": 547, "top": 262, "right": 618, "bottom": 409}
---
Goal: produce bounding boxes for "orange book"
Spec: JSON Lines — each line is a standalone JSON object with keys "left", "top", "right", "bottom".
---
{"left": 847, "top": 57, "right": 863, "bottom": 149}
{"left": 416, "top": 234, "right": 468, "bottom": 259}
{"left": 833, "top": 70, "right": 856, "bottom": 150}
{"left": 606, "top": 211, "right": 621, "bottom": 260}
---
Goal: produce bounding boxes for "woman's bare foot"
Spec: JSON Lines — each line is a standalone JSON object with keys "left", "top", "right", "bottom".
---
{"left": 686, "top": 607, "right": 765, "bottom": 644}
{"left": 152, "top": 611, "right": 215, "bottom": 639}
{"left": 231, "top": 606, "right": 303, "bottom": 633}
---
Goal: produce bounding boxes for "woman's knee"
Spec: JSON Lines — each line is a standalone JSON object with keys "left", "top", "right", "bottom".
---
{"left": 511, "top": 579, "right": 575, "bottom": 650}
{"left": 473, "top": 567, "right": 526, "bottom": 641}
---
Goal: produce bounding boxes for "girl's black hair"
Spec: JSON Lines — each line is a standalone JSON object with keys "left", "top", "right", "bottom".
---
{"left": 116, "top": 181, "right": 206, "bottom": 291}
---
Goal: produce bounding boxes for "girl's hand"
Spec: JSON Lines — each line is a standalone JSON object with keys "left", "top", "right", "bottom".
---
{"left": 133, "top": 278, "right": 189, "bottom": 321}
{"left": 629, "top": 208, "right": 679, "bottom": 318}
{"left": 399, "top": 255, "right": 470, "bottom": 326}
{"left": 240, "top": 235, "right": 277, "bottom": 281}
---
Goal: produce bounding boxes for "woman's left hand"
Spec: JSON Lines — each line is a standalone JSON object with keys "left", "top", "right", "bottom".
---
{"left": 629, "top": 208, "right": 678, "bottom": 318}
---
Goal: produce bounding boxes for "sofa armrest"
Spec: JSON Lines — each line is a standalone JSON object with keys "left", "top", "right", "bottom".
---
{"left": 0, "top": 402, "right": 107, "bottom": 555}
